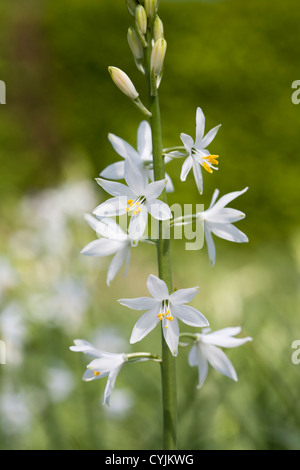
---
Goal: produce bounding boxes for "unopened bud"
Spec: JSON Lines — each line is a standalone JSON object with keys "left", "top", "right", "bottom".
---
{"left": 151, "top": 38, "right": 167, "bottom": 76}
{"left": 153, "top": 16, "right": 164, "bottom": 41}
{"left": 126, "top": 0, "right": 139, "bottom": 16}
{"left": 135, "top": 5, "right": 147, "bottom": 35}
{"left": 108, "top": 66, "right": 139, "bottom": 100}
{"left": 127, "top": 27, "right": 143, "bottom": 60}
{"left": 145, "top": 0, "right": 157, "bottom": 22}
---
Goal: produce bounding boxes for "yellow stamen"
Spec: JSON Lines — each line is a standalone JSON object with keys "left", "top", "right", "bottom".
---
{"left": 166, "top": 315, "right": 173, "bottom": 321}
{"left": 93, "top": 371, "right": 101, "bottom": 377}
{"left": 202, "top": 162, "right": 213, "bottom": 174}
{"left": 133, "top": 210, "right": 137, "bottom": 216}
{"left": 157, "top": 313, "right": 165, "bottom": 321}
{"left": 126, "top": 207, "right": 129, "bottom": 213}
{"left": 127, "top": 199, "right": 133, "bottom": 204}
{"left": 138, "top": 207, "right": 142, "bottom": 213}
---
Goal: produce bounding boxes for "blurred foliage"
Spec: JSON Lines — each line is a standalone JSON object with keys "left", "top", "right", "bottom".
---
{"left": 0, "top": 0, "right": 300, "bottom": 450}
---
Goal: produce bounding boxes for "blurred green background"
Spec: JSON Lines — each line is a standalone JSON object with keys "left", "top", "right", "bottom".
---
{"left": 0, "top": 0, "right": 300, "bottom": 450}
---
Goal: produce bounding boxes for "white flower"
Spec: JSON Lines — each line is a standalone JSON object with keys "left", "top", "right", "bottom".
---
{"left": 118, "top": 274, "right": 209, "bottom": 357}
{"left": 188, "top": 327, "right": 252, "bottom": 388}
{"left": 180, "top": 107, "right": 221, "bottom": 194}
{"left": 70, "top": 339, "right": 127, "bottom": 406}
{"left": 198, "top": 187, "right": 249, "bottom": 266}
{"left": 81, "top": 215, "right": 132, "bottom": 286}
{"left": 94, "top": 159, "right": 172, "bottom": 241}
{"left": 100, "top": 121, "right": 174, "bottom": 192}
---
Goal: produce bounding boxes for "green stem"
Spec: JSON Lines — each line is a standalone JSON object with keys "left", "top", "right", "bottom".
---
{"left": 145, "top": 31, "right": 177, "bottom": 451}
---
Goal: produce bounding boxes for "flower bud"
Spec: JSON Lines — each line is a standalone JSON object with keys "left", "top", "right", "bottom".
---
{"left": 135, "top": 5, "right": 147, "bottom": 35}
{"left": 153, "top": 16, "right": 164, "bottom": 41}
{"left": 108, "top": 66, "right": 139, "bottom": 100}
{"left": 145, "top": 0, "right": 157, "bottom": 22}
{"left": 150, "top": 38, "right": 167, "bottom": 76}
{"left": 127, "top": 27, "right": 143, "bottom": 60}
{"left": 126, "top": 0, "right": 139, "bottom": 16}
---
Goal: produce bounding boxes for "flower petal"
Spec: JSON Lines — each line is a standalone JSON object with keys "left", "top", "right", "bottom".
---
{"left": 204, "top": 226, "right": 216, "bottom": 266}
{"left": 143, "top": 179, "right": 167, "bottom": 199}
{"left": 130, "top": 306, "right": 161, "bottom": 344}
{"left": 128, "top": 206, "right": 148, "bottom": 240}
{"left": 96, "top": 178, "right": 133, "bottom": 198}
{"left": 81, "top": 238, "right": 124, "bottom": 257}
{"left": 201, "top": 124, "right": 221, "bottom": 149}
{"left": 70, "top": 339, "right": 103, "bottom": 358}
{"left": 210, "top": 222, "right": 248, "bottom": 243}
{"left": 168, "top": 287, "right": 199, "bottom": 305}
{"left": 103, "top": 366, "right": 123, "bottom": 406}
{"left": 163, "top": 317, "right": 179, "bottom": 356}
{"left": 202, "top": 330, "right": 252, "bottom": 348}
{"left": 171, "top": 304, "right": 209, "bottom": 327}
{"left": 118, "top": 296, "right": 159, "bottom": 310}
{"left": 106, "top": 246, "right": 129, "bottom": 286}
{"left": 100, "top": 161, "right": 125, "bottom": 180}
{"left": 146, "top": 199, "right": 172, "bottom": 221}
{"left": 212, "top": 187, "right": 248, "bottom": 212}
{"left": 146, "top": 274, "right": 169, "bottom": 301}
{"left": 124, "top": 159, "right": 145, "bottom": 194}
{"left": 202, "top": 344, "right": 238, "bottom": 382}
{"left": 137, "top": 121, "right": 152, "bottom": 161}
{"left": 195, "top": 107, "right": 205, "bottom": 146}
{"left": 93, "top": 197, "right": 128, "bottom": 217}
{"left": 108, "top": 133, "right": 139, "bottom": 160}
{"left": 192, "top": 159, "right": 203, "bottom": 195}
{"left": 180, "top": 133, "right": 194, "bottom": 151}
{"left": 180, "top": 156, "right": 193, "bottom": 182}
{"left": 188, "top": 343, "right": 209, "bottom": 389}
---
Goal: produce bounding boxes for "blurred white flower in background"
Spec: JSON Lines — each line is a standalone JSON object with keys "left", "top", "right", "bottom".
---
{"left": 0, "top": 302, "right": 27, "bottom": 366}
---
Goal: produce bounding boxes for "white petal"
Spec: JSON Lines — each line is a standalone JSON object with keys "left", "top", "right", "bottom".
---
{"left": 108, "top": 133, "right": 139, "bottom": 160}
{"left": 165, "top": 173, "right": 174, "bottom": 193}
{"left": 118, "top": 296, "right": 159, "bottom": 310}
{"left": 192, "top": 159, "right": 203, "bottom": 195}
{"left": 202, "top": 331, "right": 252, "bottom": 348}
{"left": 170, "top": 304, "right": 209, "bottom": 327}
{"left": 103, "top": 366, "right": 123, "bottom": 406}
{"left": 204, "top": 226, "right": 216, "bottom": 266}
{"left": 96, "top": 178, "right": 132, "bottom": 198}
{"left": 180, "top": 133, "right": 194, "bottom": 151}
{"left": 202, "top": 344, "right": 238, "bottom": 381}
{"left": 128, "top": 206, "right": 148, "bottom": 240}
{"left": 212, "top": 187, "right": 248, "bottom": 212}
{"left": 83, "top": 369, "right": 106, "bottom": 382}
{"left": 100, "top": 161, "right": 125, "bottom": 180}
{"left": 168, "top": 287, "right": 199, "bottom": 305}
{"left": 206, "top": 208, "right": 246, "bottom": 224}
{"left": 130, "top": 306, "right": 160, "bottom": 343}
{"left": 208, "top": 189, "right": 220, "bottom": 209}
{"left": 180, "top": 156, "right": 193, "bottom": 181}
{"left": 92, "top": 217, "right": 128, "bottom": 240}
{"left": 93, "top": 197, "right": 128, "bottom": 217}
{"left": 143, "top": 179, "right": 167, "bottom": 199}
{"left": 137, "top": 121, "right": 152, "bottom": 160}
{"left": 146, "top": 199, "right": 172, "bottom": 221}
{"left": 210, "top": 223, "right": 248, "bottom": 243}
{"left": 195, "top": 107, "right": 205, "bottom": 146}
{"left": 88, "top": 354, "right": 124, "bottom": 373}
{"left": 70, "top": 339, "right": 102, "bottom": 358}
{"left": 106, "top": 246, "right": 129, "bottom": 286}
{"left": 84, "top": 213, "right": 100, "bottom": 232}
{"left": 188, "top": 344, "right": 209, "bottom": 388}
{"left": 201, "top": 124, "right": 221, "bottom": 149}
{"left": 163, "top": 317, "right": 179, "bottom": 356}
{"left": 147, "top": 274, "right": 169, "bottom": 301}
{"left": 81, "top": 238, "right": 124, "bottom": 257}
{"left": 124, "top": 159, "right": 145, "bottom": 194}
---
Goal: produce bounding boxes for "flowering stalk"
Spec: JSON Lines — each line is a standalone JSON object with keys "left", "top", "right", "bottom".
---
{"left": 144, "top": 24, "right": 177, "bottom": 449}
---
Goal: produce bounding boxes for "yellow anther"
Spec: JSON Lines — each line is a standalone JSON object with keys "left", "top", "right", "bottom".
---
{"left": 127, "top": 199, "right": 133, "bottom": 204}
{"left": 138, "top": 207, "right": 142, "bottom": 213}
{"left": 202, "top": 162, "right": 213, "bottom": 174}
{"left": 166, "top": 315, "right": 173, "bottom": 321}
{"left": 165, "top": 325, "right": 168, "bottom": 329}
{"left": 126, "top": 207, "right": 129, "bottom": 213}
{"left": 133, "top": 210, "right": 137, "bottom": 216}
{"left": 157, "top": 313, "right": 165, "bottom": 321}
{"left": 93, "top": 371, "right": 101, "bottom": 377}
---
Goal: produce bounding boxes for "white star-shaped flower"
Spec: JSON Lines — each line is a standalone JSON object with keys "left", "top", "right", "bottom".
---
{"left": 100, "top": 121, "right": 174, "bottom": 192}
{"left": 118, "top": 274, "right": 209, "bottom": 357}
{"left": 197, "top": 187, "right": 249, "bottom": 266}
{"left": 94, "top": 159, "right": 172, "bottom": 241}
{"left": 180, "top": 107, "right": 221, "bottom": 194}
{"left": 81, "top": 215, "right": 133, "bottom": 286}
{"left": 188, "top": 327, "right": 252, "bottom": 388}
{"left": 70, "top": 339, "right": 127, "bottom": 406}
